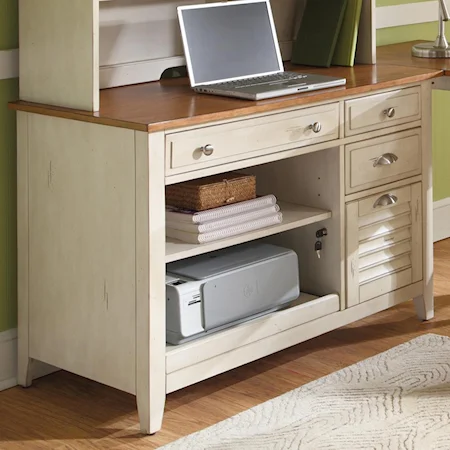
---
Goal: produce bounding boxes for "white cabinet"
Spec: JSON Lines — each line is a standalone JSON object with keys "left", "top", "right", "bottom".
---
{"left": 346, "top": 183, "right": 423, "bottom": 307}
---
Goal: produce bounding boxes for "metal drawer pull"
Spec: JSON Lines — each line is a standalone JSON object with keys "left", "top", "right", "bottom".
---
{"left": 201, "top": 144, "right": 214, "bottom": 156}
{"left": 308, "top": 122, "right": 322, "bottom": 133}
{"left": 384, "top": 107, "right": 396, "bottom": 118}
{"left": 373, "top": 153, "right": 398, "bottom": 167}
{"left": 373, "top": 194, "right": 398, "bottom": 208}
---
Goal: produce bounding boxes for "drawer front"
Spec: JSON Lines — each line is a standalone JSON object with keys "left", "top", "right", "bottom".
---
{"left": 345, "top": 87, "right": 421, "bottom": 136}
{"left": 345, "top": 129, "right": 421, "bottom": 194}
{"left": 166, "top": 103, "right": 339, "bottom": 173}
{"left": 346, "top": 183, "right": 422, "bottom": 307}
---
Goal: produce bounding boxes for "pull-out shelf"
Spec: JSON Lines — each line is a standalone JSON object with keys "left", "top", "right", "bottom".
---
{"left": 166, "top": 293, "right": 340, "bottom": 393}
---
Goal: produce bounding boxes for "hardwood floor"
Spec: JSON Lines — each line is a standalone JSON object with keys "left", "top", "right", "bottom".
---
{"left": 2, "top": 240, "right": 450, "bottom": 449}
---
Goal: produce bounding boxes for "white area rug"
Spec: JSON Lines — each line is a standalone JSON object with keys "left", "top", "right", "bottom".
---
{"left": 161, "top": 334, "right": 450, "bottom": 450}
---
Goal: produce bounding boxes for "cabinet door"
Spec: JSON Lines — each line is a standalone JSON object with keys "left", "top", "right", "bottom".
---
{"left": 346, "top": 183, "right": 422, "bottom": 307}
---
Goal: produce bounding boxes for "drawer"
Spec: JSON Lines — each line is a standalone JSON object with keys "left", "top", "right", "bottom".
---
{"left": 166, "top": 293, "right": 340, "bottom": 392}
{"left": 346, "top": 183, "right": 423, "bottom": 307}
{"left": 345, "top": 86, "right": 421, "bottom": 136}
{"left": 165, "top": 103, "right": 339, "bottom": 174}
{"left": 345, "top": 129, "right": 421, "bottom": 194}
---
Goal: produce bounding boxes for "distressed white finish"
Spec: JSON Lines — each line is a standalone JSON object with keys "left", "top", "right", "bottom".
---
{"left": 344, "top": 87, "right": 421, "bottom": 137}
{"left": 0, "top": 49, "right": 19, "bottom": 80}
{"left": 167, "top": 283, "right": 423, "bottom": 394}
{"left": 22, "top": 115, "right": 137, "bottom": 394}
{"left": 414, "top": 82, "right": 434, "bottom": 321}
{"left": 166, "top": 103, "right": 339, "bottom": 174}
{"left": 17, "top": 82, "right": 433, "bottom": 434}
{"left": 167, "top": 294, "right": 339, "bottom": 391}
{"left": 346, "top": 183, "right": 423, "bottom": 307}
{"left": 345, "top": 129, "right": 422, "bottom": 194}
{"left": 135, "top": 131, "right": 167, "bottom": 434}
{"left": 19, "top": 0, "right": 99, "bottom": 110}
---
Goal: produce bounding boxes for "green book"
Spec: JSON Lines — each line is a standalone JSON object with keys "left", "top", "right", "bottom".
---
{"left": 291, "top": 0, "right": 348, "bottom": 68}
{"left": 332, "top": 0, "right": 363, "bottom": 67}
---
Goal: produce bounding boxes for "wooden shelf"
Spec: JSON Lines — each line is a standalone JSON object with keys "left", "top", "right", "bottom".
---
{"left": 165, "top": 292, "right": 340, "bottom": 392}
{"left": 165, "top": 201, "right": 332, "bottom": 263}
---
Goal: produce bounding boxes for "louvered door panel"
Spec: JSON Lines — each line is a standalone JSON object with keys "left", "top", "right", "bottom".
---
{"left": 346, "top": 183, "right": 422, "bottom": 307}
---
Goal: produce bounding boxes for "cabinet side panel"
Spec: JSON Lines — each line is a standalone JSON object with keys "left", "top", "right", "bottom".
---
{"left": 28, "top": 115, "right": 135, "bottom": 393}
{"left": 19, "top": 0, "right": 99, "bottom": 111}
{"left": 17, "top": 111, "right": 31, "bottom": 386}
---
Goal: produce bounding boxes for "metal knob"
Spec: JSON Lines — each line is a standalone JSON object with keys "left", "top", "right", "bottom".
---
{"left": 308, "top": 122, "right": 322, "bottom": 133}
{"left": 201, "top": 144, "right": 214, "bottom": 156}
{"left": 373, "top": 193, "right": 398, "bottom": 208}
{"left": 373, "top": 153, "right": 399, "bottom": 167}
{"left": 384, "top": 107, "right": 396, "bottom": 118}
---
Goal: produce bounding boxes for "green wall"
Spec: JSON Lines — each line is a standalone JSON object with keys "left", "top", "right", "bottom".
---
{"left": 0, "top": 0, "right": 19, "bottom": 333}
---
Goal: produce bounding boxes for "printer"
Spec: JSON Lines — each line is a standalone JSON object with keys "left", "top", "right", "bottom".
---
{"left": 166, "top": 242, "right": 300, "bottom": 345}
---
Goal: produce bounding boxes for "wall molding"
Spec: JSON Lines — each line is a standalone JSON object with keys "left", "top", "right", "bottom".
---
{"left": 0, "top": 328, "right": 59, "bottom": 392}
{"left": 0, "top": 49, "right": 19, "bottom": 81}
{"left": 433, "top": 197, "right": 450, "bottom": 242}
{"left": 377, "top": 1, "right": 438, "bottom": 29}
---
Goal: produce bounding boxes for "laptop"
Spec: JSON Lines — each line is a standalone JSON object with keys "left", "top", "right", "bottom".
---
{"left": 177, "top": 0, "right": 346, "bottom": 101}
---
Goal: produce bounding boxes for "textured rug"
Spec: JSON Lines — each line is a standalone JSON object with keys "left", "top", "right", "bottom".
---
{"left": 160, "top": 334, "right": 450, "bottom": 450}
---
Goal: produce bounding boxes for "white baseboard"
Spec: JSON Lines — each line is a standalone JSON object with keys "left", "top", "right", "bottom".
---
{"left": 0, "top": 329, "right": 18, "bottom": 391}
{"left": 434, "top": 197, "right": 450, "bottom": 242}
{"left": 0, "top": 328, "right": 59, "bottom": 392}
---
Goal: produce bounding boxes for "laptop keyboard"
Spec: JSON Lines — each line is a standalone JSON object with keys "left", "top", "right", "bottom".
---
{"left": 214, "top": 72, "right": 308, "bottom": 89}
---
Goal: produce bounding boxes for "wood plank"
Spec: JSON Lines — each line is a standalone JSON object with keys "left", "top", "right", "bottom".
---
{"left": 9, "top": 64, "right": 443, "bottom": 132}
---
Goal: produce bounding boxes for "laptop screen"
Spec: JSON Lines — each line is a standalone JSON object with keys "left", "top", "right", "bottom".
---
{"left": 178, "top": 0, "right": 283, "bottom": 86}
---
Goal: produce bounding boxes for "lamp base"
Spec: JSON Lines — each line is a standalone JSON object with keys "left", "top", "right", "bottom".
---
{"left": 412, "top": 42, "right": 450, "bottom": 58}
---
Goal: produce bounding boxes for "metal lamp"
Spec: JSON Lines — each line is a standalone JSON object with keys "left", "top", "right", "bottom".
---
{"left": 412, "top": 0, "right": 450, "bottom": 58}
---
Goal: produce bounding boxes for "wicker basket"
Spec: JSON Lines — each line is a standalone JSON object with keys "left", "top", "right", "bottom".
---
{"left": 166, "top": 172, "right": 256, "bottom": 211}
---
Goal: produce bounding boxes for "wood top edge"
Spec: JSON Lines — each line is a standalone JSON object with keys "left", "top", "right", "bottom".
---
{"left": 8, "top": 57, "right": 445, "bottom": 133}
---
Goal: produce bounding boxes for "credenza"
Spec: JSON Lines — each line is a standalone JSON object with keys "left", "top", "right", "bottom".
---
{"left": 10, "top": 61, "right": 442, "bottom": 433}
